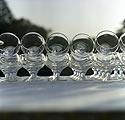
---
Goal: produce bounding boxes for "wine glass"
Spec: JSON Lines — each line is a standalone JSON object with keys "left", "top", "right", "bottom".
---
{"left": 110, "top": 52, "right": 123, "bottom": 80}
{"left": 70, "top": 33, "right": 94, "bottom": 81}
{"left": 46, "top": 32, "right": 70, "bottom": 81}
{"left": 118, "top": 33, "right": 125, "bottom": 80}
{"left": 95, "top": 30, "right": 119, "bottom": 81}
{"left": 89, "top": 53, "right": 101, "bottom": 80}
{"left": 0, "top": 32, "right": 21, "bottom": 82}
{"left": 21, "top": 32, "right": 46, "bottom": 82}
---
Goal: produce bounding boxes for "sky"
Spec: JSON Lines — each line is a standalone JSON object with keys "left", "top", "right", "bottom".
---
{"left": 6, "top": 0, "right": 125, "bottom": 38}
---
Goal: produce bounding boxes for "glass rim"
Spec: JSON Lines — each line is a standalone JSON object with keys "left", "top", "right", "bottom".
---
{"left": 95, "top": 30, "right": 119, "bottom": 52}
{"left": 21, "top": 32, "right": 45, "bottom": 51}
{"left": 120, "top": 32, "right": 125, "bottom": 46}
{"left": 0, "top": 32, "right": 21, "bottom": 54}
{"left": 0, "top": 32, "right": 21, "bottom": 46}
{"left": 71, "top": 33, "right": 95, "bottom": 53}
{"left": 46, "top": 32, "right": 69, "bottom": 54}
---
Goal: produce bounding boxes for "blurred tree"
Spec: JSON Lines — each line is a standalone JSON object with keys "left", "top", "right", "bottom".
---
{"left": 116, "top": 19, "right": 125, "bottom": 38}
{"left": 0, "top": 0, "right": 51, "bottom": 39}
{"left": 0, "top": 0, "right": 14, "bottom": 24}
{"left": 7, "top": 18, "right": 50, "bottom": 40}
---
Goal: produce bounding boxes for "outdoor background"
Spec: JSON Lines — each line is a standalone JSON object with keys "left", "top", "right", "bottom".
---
{"left": 5, "top": 0, "right": 125, "bottom": 38}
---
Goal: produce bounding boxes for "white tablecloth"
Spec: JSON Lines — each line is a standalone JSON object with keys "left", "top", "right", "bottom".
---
{"left": 0, "top": 76, "right": 125, "bottom": 112}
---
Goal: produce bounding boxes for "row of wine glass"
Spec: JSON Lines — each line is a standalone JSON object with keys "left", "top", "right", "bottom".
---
{"left": 0, "top": 30, "right": 125, "bottom": 82}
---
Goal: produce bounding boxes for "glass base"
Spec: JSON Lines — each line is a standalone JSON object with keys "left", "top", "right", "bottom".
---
{"left": 109, "top": 74, "right": 125, "bottom": 81}
{"left": 0, "top": 76, "right": 25, "bottom": 83}
{"left": 48, "top": 75, "right": 69, "bottom": 81}
{"left": 87, "top": 71, "right": 110, "bottom": 82}
{"left": 0, "top": 75, "right": 124, "bottom": 83}
{"left": 70, "top": 73, "right": 86, "bottom": 81}
{"left": 24, "top": 75, "right": 44, "bottom": 82}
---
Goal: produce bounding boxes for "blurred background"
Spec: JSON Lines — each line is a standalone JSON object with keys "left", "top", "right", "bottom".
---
{"left": 4, "top": 0, "right": 125, "bottom": 38}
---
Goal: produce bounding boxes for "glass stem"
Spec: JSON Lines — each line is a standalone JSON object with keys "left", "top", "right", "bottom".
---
{"left": 74, "top": 70, "right": 85, "bottom": 81}
{"left": 29, "top": 72, "right": 37, "bottom": 79}
{"left": 114, "top": 69, "right": 118, "bottom": 76}
{"left": 101, "top": 70, "right": 110, "bottom": 81}
{"left": 119, "top": 68, "right": 124, "bottom": 80}
{"left": 53, "top": 71, "right": 60, "bottom": 79}
{"left": 5, "top": 73, "right": 9, "bottom": 79}
{"left": 5, "top": 72, "right": 17, "bottom": 82}
{"left": 80, "top": 71, "right": 85, "bottom": 78}
{"left": 93, "top": 68, "right": 99, "bottom": 76}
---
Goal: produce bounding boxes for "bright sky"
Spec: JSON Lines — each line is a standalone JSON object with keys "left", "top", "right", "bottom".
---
{"left": 6, "top": 0, "right": 125, "bottom": 38}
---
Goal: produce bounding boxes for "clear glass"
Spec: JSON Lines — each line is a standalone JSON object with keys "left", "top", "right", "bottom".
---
{"left": 21, "top": 32, "right": 46, "bottom": 82}
{"left": 94, "top": 30, "right": 119, "bottom": 81}
{"left": 70, "top": 33, "right": 94, "bottom": 81}
{"left": 89, "top": 53, "right": 101, "bottom": 80}
{"left": 0, "top": 32, "right": 21, "bottom": 82}
{"left": 118, "top": 33, "right": 125, "bottom": 80}
{"left": 46, "top": 32, "right": 70, "bottom": 81}
{"left": 110, "top": 52, "right": 124, "bottom": 81}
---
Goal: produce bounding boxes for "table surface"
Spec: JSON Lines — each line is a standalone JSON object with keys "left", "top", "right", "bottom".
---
{"left": 0, "top": 76, "right": 125, "bottom": 112}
